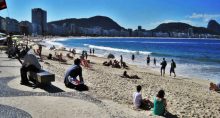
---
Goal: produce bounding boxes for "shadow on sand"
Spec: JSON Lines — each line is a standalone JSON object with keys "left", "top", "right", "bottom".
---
{"left": 67, "top": 84, "right": 89, "bottom": 92}
{"left": 22, "top": 83, "right": 65, "bottom": 93}
{"left": 164, "top": 111, "right": 178, "bottom": 118}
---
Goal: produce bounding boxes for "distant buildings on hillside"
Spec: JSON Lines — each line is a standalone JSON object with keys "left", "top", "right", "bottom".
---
{"left": 0, "top": 8, "right": 219, "bottom": 38}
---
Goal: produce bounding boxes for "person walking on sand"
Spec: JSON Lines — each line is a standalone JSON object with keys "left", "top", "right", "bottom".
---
{"left": 170, "top": 59, "right": 176, "bottom": 77}
{"left": 147, "top": 55, "right": 150, "bottom": 66}
{"left": 154, "top": 58, "right": 156, "bottom": 66}
{"left": 160, "top": 58, "right": 167, "bottom": 77}
{"left": 132, "top": 54, "right": 135, "bottom": 61}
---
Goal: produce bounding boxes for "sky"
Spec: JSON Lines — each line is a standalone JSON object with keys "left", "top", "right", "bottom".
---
{"left": 0, "top": 0, "right": 220, "bottom": 30}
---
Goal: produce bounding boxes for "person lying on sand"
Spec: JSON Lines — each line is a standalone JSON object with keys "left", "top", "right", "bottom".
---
{"left": 209, "top": 82, "right": 220, "bottom": 91}
{"left": 133, "top": 85, "right": 153, "bottom": 109}
{"left": 66, "top": 53, "right": 74, "bottom": 59}
{"left": 103, "top": 60, "right": 112, "bottom": 66}
{"left": 122, "top": 71, "right": 140, "bottom": 79}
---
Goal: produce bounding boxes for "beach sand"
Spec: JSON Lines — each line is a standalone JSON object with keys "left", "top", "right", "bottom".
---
{"left": 3, "top": 38, "right": 220, "bottom": 118}
{"left": 32, "top": 42, "right": 220, "bottom": 118}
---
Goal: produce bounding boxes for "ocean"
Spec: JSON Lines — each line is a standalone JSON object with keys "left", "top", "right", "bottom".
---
{"left": 47, "top": 37, "right": 220, "bottom": 82}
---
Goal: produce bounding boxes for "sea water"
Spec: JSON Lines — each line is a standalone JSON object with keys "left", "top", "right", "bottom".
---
{"left": 48, "top": 37, "right": 220, "bottom": 82}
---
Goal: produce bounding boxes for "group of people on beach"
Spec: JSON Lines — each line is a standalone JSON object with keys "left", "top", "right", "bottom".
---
{"left": 3, "top": 36, "right": 220, "bottom": 118}
{"left": 19, "top": 46, "right": 85, "bottom": 86}
{"left": 160, "top": 58, "right": 176, "bottom": 77}
{"left": 120, "top": 54, "right": 177, "bottom": 77}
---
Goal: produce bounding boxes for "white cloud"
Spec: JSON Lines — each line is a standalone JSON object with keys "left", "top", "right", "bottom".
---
{"left": 188, "top": 13, "right": 220, "bottom": 22}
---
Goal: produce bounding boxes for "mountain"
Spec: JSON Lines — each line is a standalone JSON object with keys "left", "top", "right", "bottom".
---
{"left": 207, "top": 20, "right": 220, "bottom": 34}
{"left": 48, "top": 16, "right": 124, "bottom": 31}
{"left": 151, "top": 22, "right": 217, "bottom": 35}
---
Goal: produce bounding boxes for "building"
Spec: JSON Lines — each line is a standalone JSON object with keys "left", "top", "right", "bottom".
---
{"left": 32, "top": 8, "right": 47, "bottom": 35}
{"left": 20, "top": 21, "right": 32, "bottom": 35}
{"left": 3, "top": 17, "right": 20, "bottom": 34}
{"left": 138, "top": 26, "right": 142, "bottom": 30}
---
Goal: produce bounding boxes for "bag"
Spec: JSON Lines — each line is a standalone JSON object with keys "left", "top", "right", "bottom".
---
{"left": 173, "top": 62, "right": 176, "bottom": 68}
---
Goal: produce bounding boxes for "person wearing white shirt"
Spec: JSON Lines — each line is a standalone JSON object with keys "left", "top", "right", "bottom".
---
{"left": 133, "top": 85, "right": 153, "bottom": 109}
{"left": 20, "top": 49, "right": 41, "bottom": 85}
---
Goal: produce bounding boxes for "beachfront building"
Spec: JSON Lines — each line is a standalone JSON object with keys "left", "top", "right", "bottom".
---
{"left": 32, "top": 8, "right": 47, "bottom": 36}
{"left": 20, "top": 21, "right": 33, "bottom": 35}
{"left": 0, "top": 16, "right": 5, "bottom": 32}
{"left": 62, "top": 23, "right": 76, "bottom": 35}
{"left": 108, "top": 29, "right": 120, "bottom": 37}
{"left": 120, "top": 29, "right": 129, "bottom": 37}
{"left": 2, "top": 17, "right": 20, "bottom": 34}
{"left": 188, "top": 28, "right": 194, "bottom": 37}
{"left": 127, "top": 29, "right": 133, "bottom": 37}
{"left": 154, "top": 32, "right": 169, "bottom": 37}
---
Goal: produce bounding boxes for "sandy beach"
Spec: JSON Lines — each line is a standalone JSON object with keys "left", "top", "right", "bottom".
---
{"left": 1, "top": 38, "right": 220, "bottom": 118}
{"left": 38, "top": 38, "right": 220, "bottom": 117}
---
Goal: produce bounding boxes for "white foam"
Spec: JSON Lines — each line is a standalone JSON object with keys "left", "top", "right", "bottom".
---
{"left": 83, "top": 44, "right": 152, "bottom": 55}
{"left": 45, "top": 40, "right": 64, "bottom": 47}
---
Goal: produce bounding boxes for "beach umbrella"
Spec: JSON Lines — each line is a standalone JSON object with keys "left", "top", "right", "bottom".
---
{"left": 107, "top": 53, "right": 115, "bottom": 59}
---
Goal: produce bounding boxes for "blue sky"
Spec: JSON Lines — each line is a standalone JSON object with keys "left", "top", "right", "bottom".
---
{"left": 0, "top": 0, "right": 220, "bottom": 30}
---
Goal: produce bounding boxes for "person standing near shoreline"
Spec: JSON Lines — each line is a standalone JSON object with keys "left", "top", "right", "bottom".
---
{"left": 170, "top": 59, "right": 176, "bottom": 77}
{"left": 160, "top": 58, "right": 167, "bottom": 77}
{"left": 92, "top": 48, "right": 95, "bottom": 55}
{"left": 154, "top": 58, "right": 156, "bottom": 66}
{"left": 132, "top": 54, "right": 135, "bottom": 61}
{"left": 90, "top": 49, "right": 92, "bottom": 55}
{"left": 147, "top": 55, "right": 150, "bottom": 66}
{"left": 120, "top": 55, "right": 123, "bottom": 66}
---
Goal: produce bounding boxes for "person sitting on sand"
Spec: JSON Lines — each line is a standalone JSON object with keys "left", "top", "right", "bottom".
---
{"left": 112, "top": 60, "right": 121, "bottom": 68}
{"left": 122, "top": 62, "right": 129, "bottom": 69}
{"left": 50, "top": 45, "right": 56, "bottom": 50}
{"left": 80, "top": 56, "right": 90, "bottom": 68}
{"left": 64, "top": 58, "right": 84, "bottom": 87}
{"left": 47, "top": 53, "right": 52, "bottom": 59}
{"left": 133, "top": 85, "right": 153, "bottom": 109}
{"left": 72, "top": 49, "right": 76, "bottom": 56}
{"left": 209, "top": 82, "right": 220, "bottom": 91}
{"left": 123, "top": 71, "right": 140, "bottom": 79}
{"left": 55, "top": 52, "right": 67, "bottom": 62}
{"left": 153, "top": 90, "right": 167, "bottom": 116}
